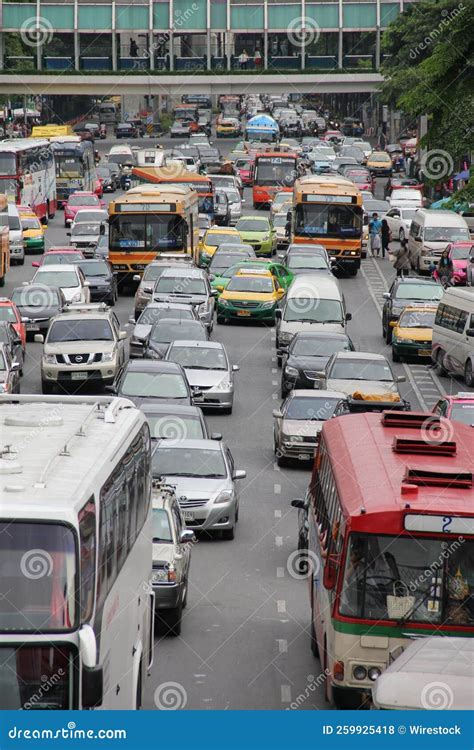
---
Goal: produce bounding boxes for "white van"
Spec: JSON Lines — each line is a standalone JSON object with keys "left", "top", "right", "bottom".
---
{"left": 0, "top": 204, "right": 25, "bottom": 265}
{"left": 408, "top": 209, "right": 470, "bottom": 273}
{"left": 275, "top": 275, "right": 351, "bottom": 366}
{"left": 431, "top": 287, "right": 474, "bottom": 386}
{"left": 106, "top": 144, "right": 135, "bottom": 167}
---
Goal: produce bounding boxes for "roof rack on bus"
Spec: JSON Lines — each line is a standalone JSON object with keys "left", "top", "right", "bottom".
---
{"left": 0, "top": 394, "right": 134, "bottom": 424}
{"left": 403, "top": 466, "right": 472, "bottom": 489}
{"left": 381, "top": 411, "right": 440, "bottom": 429}
{"left": 392, "top": 436, "right": 457, "bottom": 457}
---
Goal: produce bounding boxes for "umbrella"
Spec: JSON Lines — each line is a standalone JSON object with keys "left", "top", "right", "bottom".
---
{"left": 454, "top": 169, "right": 469, "bottom": 181}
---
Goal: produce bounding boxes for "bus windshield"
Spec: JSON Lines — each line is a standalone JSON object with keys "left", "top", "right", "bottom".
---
{"left": 340, "top": 533, "right": 474, "bottom": 626}
{"left": 0, "top": 645, "right": 76, "bottom": 709}
{"left": 0, "top": 521, "right": 77, "bottom": 631}
{"left": 109, "top": 214, "right": 186, "bottom": 251}
{"left": 255, "top": 157, "right": 296, "bottom": 186}
{"left": 55, "top": 156, "right": 83, "bottom": 179}
{"left": 0, "top": 153, "right": 16, "bottom": 175}
{"left": 295, "top": 204, "right": 362, "bottom": 238}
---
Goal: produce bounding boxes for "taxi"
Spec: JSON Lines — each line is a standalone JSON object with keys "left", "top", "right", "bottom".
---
{"left": 367, "top": 150, "right": 393, "bottom": 177}
{"left": 216, "top": 117, "right": 241, "bottom": 138}
{"left": 432, "top": 392, "right": 474, "bottom": 426}
{"left": 391, "top": 305, "right": 437, "bottom": 362}
{"left": 211, "top": 259, "right": 293, "bottom": 293}
{"left": 18, "top": 206, "right": 45, "bottom": 253}
{"left": 216, "top": 269, "right": 285, "bottom": 324}
{"left": 234, "top": 216, "right": 277, "bottom": 257}
{"left": 199, "top": 227, "right": 242, "bottom": 267}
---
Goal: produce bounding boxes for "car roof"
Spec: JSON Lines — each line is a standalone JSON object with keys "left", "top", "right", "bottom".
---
{"left": 333, "top": 351, "right": 387, "bottom": 361}
{"left": 126, "top": 359, "right": 183, "bottom": 373}
{"left": 445, "top": 393, "right": 474, "bottom": 403}
{"left": 158, "top": 267, "right": 206, "bottom": 278}
{"left": 395, "top": 276, "right": 439, "bottom": 284}
{"left": 290, "top": 389, "right": 347, "bottom": 399}
{"left": 34, "top": 263, "right": 79, "bottom": 273}
{"left": 155, "top": 438, "right": 221, "bottom": 450}
{"left": 169, "top": 340, "right": 224, "bottom": 349}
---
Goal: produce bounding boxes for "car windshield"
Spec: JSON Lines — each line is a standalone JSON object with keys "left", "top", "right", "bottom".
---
{"left": 43, "top": 253, "right": 82, "bottom": 265}
{"left": 155, "top": 277, "right": 207, "bottom": 295}
{"left": 150, "top": 321, "right": 205, "bottom": 344}
{"left": 169, "top": 346, "right": 227, "bottom": 370}
{"left": 284, "top": 298, "right": 342, "bottom": 323}
{"left": 450, "top": 404, "right": 474, "bottom": 426}
{"left": 227, "top": 276, "right": 274, "bottom": 293}
{"left": 96, "top": 168, "right": 111, "bottom": 178}
{"left": 48, "top": 319, "right": 113, "bottom": 342}
{"left": 395, "top": 283, "right": 443, "bottom": 301}
{"left": 399, "top": 310, "right": 436, "bottom": 328}
{"left": 74, "top": 212, "right": 106, "bottom": 223}
{"left": 147, "top": 413, "right": 205, "bottom": 440}
{"left": 451, "top": 245, "right": 473, "bottom": 260}
{"left": 285, "top": 396, "right": 340, "bottom": 421}
{"left": 152, "top": 446, "right": 226, "bottom": 478}
{"left": 236, "top": 219, "right": 269, "bottom": 232}
{"left": 370, "top": 153, "right": 390, "bottom": 162}
{"left": 0, "top": 307, "right": 16, "bottom": 322}
{"left": 340, "top": 533, "right": 474, "bottom": 625}
{"left": 287, "top": 255, "right": 328, "bottom": 270}
{"left": 72, "top": 223, "right": 101, "bottom": 236}
{"left": 210, "top": 254, "right": 244, "bottom": 271}
{"left": 35, "top": 271, "right": 79, "bottom": 288}
{"left": 121, "top": 371, "right": 188, "bottom": 399}
{"left": 425, "top": 227, "right": 470, "bottom": 242}
{"left": 12, "top": 288, "right": 60, "bottom": 307}
{"left": 205, "top": 232, "right": 238, "bottom": 247}
{"left": 291, "top": 336, "right": 351, "bottom": 356}
{"left": 138, "top": 307, "right": 194, "bottom": 325}
{"left": 330, "top": 359, "right": 393, "bottom": 381}
{"left": 68, "top": 196, "right": 98, "bottom": 206}
{"left": 152, "top": 508, "right": 173, "bottom": 543}
{"left": 20, "top": 217, "right": 41, "bottom": 230}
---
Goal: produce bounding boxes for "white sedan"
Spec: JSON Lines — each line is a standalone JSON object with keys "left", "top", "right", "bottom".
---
{"left": 30, "top": 263, "right": 91, "bottom": 304}
{"left": 384, "top": 206, "right": 420, "bottom": 242}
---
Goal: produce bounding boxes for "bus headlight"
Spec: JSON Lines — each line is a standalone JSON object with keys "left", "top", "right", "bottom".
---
{"left": 368, "top": 667, "right": 381, "bottom": 681}
{"left": 352, "top": 665, "right": 367, "bottom": 681}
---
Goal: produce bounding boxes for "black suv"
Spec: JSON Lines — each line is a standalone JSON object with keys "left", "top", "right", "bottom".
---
{"left": 382, "top": 276, "right": 443, "bottom": 343}
{"left": 280, "top": 331, "right": 354, "bottom": 398}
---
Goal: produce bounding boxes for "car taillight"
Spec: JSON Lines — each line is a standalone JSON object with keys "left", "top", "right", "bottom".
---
{"left": 168, "top": 569, "right": 177, "bottom": 583}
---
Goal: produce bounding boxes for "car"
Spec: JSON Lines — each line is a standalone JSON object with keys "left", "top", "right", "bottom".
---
{"left": 234, "top": 216, "right": 277, "bottom": 257}
{"left": 216, "top": 270, "right": 285, "bottom": 325}
{"left": 382, "top": 276, "right": 444, "bottom": 343}
{"left": 339, "top": 146, "right": 365, "bottom": 164}
{"left": 270, "top": 192, "right": 293, "bottom": 222}
{"left": 71, "top": 209, "right": 108, "bottom": 228}
{"left": 170, "top": 121, "right": 191, "bottom": 138}
{"left": 282, "top": 243, "right": 330, "bottom": 266}
{"left": 273, "top": 390, "right": 347, "bottom": 465}
{"left": 68, "top": 221, "right": 105, "bottom": 257}
{"left": 343, "top": 168, "right": 373, "bottom": 193}
{"left": 165, "top": 340, "right": 238, "bottom": 413}
{"left": 366, "top": 150, "right": 393, "bottom": 177}
{"left": 273, "top": 212, "right": 290, "bottom": 250}
{"left": 96, "top": 165, "right": 118, "bottom": 192}
{"left": 391, "top": 305, "right": 438, "bottom": 362}
{"left": 31, "top": 248, "right": 85, "bottom": 268}
{"left": 17, "top": 207, "right": 45, "bottom": 254}
{"left": 389, "top": 188, "right": 423, "bottom": 209}
{"left": 432, "top": 393, "right": 474, "bottom": 426}
{"left": 142, "top": 403, "right": 220, "bottom": 442}
{"left": 151, "top": 479, "right": 194, "bottom": 636}
{"left": 35, "top": 303, "right": 128, "bottom": 394}
{"left": 445, "top": 242, "right": 474, "bottom": 285}
{"left": 2, "top": 203, "right": 25, "bottom": 266}
{"left": 214, "top": 190, "right": 231, "bottom": 226}
{"left": 384, "top": 177, "right": 424, "bottom": 200}
{"left": 0, "top": 297, "right": 26, "bottom": 348}
{"left": 208, "top": 248, "right": 256, "bottom": 280}
{"left": 31, "top": 264, "right": 91, "bottom": 304}
{"left": 133, "top": 257, "right": 196, "bottom": 319}
{"left": 226, "top": 188, "right": 244, "bottom": 224}
{"left": 142, "top": 318, "right": 209, "bottom": 360}
{"left": 10, "top": 284, "right": 66, "bottom": 339}
{"left": 114, "top": 359, "right": 197, "bottom": 408}
{"left": 129, "top": 302, "right": 200, "bottom": 358}
{"left": 211, "top": 258, "right": 293, "bottom": 294}
{"left": 115, "top": 122, "right": 138, "bottom": 139}
{"left": 285, "top": 250, "right": 334, "bottom": 276}
{"left": 74, "top": 259, "right": 118, "bottom": 305}
{"left": 216, "top": 117, "right": 241, "bottom": 138}
{"left": 234, "top": 156, "right": 255, "bottom": 187}
{"left": 280, "top": 331, "right": 355, "bottom": 397}
{"left": 151, "top": 438, "right": 246, "bottom": 540}
{"left": 384, "top": 206, "right": 420, "bottom": 243}
{"left": 210, "top": 174, "right": 243, "bottom": 195}
{"left": 0, "top": 343, "right": 21, "bottom": 394}
{"left": 198, "top": 214, "right": 213, "bottom": 241}
{"left": 316, "top": 351, "right": 405, "bottom": 400}
{"left": 200, "top": 227, "right": 242, "bottom": 267}
{"left": 0, "top": 321, "right": 24, "bottom": 374}
{"left": 153, "top": 267, "right": 217, "bottom": 332}
{"left": 64, "top": 192, "right": 104, "bottom": 227}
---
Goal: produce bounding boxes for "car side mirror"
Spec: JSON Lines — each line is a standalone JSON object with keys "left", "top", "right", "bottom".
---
{"left": 11, "top": 362, "right": 20, "bottom": 372}
{"left": 233, "top": 469, "right": 246, "bottom": 480}
{"left": 397, "top": 375, "right": 406, "bottom": 383}
{"left": 83, "top": 280, "right": 90, "bottom": 287}
{"left": 275, "top": 308, "right": 282, "bottom": 319}
{"left": 21, "top": 317, "right": 29, "bottom": 323}
{"left": 128, "top": 315, "right": 136, "bottom": 324}
{"left": 34, "top": 334, "right": 44, "bottom": 344}
{"left": 382, "top": 292, "right": 390, "bottom": 300}
{"left": 31, "top": 261, "right": 39, "bottom": 268}
{"left": 232, "top": 364, "right": 239, "bottom": 372}
{"left": 273, "top": 409, "right": 283, "bottom": 418}
{"left": 211, "top": 432, "right": 222, "bottom": 441}
{"left": 180, "top": 529, "right": 196, "bottom": 544}
{"left": 104, "top": 384, "right": 117, "bottom": 393}
{"left": 466, "top": 328, "right": 474, "bottom": 337}
{"left": 345, "top": 312, "right": 352, "bottom": 321}
{"left": 211, "top": 289, "right": 219, "bottom": 297}
{"left": 291, "top": 498, "right": 305, "bottom": 509}
{"left": 132, "top": 274, "right": 141, "bottom": 282}
{"left": 119, "top": 331, "right": 127, "bottom": 340}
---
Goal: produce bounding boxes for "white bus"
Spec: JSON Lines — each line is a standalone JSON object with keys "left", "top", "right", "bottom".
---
{"left": 0, "top": 395, "right": 154, "bottom": 710}
{"left": 0, "top": 139, "right": 57, "bottom": 223}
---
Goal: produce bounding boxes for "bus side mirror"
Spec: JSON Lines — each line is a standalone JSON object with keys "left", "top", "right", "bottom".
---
{"left": 82, "top": 665, "right": 103, "bottom": 709}
{"left": 323, "top": 554, "right": 339, "bottom": 591}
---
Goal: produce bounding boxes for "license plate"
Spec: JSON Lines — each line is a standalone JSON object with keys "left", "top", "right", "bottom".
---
{"left": 418, "top": 349, "right": 431, "bottom": 356}
{"left": 237, "top": 310, "right": 251, "bottom": 317}
{"left": 27, "top": 322, "right": 39, "bottom": 331}
{"left": 182, "top": 511, "right": 194, "bottom": 520}
{"left": 298, "top": 454, "right": 311, "bottom": 461}
{"left": 71, "top": 372, "right": 88, "bottom": 380}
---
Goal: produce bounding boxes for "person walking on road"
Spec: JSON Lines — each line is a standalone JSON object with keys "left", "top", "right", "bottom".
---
{"left": 381, "top": 218, "right": 391, "bottom": 259}
{"left": 369, "top": 212, "right": 382, "bottom": 257}
{"left": 436, "top": 247, "right": 454, "bottom": 287}
{"left": 392, "top": 239, "right": 411, "bottom": 277}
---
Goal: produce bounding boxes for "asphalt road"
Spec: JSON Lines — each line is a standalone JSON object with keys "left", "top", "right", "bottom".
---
{"left": 7, "top": 135, "right": 472, "bottom": 711}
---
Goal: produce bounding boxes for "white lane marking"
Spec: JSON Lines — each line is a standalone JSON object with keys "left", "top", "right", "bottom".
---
{"left": 273, "top": 462, "right": 280, "bottom": 471}
{"left": 274, "top": 509, "right": 282, "bottom": 518}
{"left": 274, "top": 484, "right": 281, "bottom": 494}
{"left": 275, "top": 536, "right": 283, "bottom": 547}
{"left": 281, "top": 685, "right": 292, "bottom": 703}
{"left": 277, "top": 639, "right": 288, "bottom": 654}
{"left": 276, "top": 567, "right": 285, "bottom": 578}
{"left": 277, "top": 600, "right": 286, "bottom": 613}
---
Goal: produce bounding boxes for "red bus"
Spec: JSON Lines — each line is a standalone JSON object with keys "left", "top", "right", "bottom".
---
{"left": 0, "top": 139, "right": 57, "bottom": 222}
{"left": 252, "top": 152, "right": 298, "bottom": 208}
{"left": 304, "top": 410, "right": 473, "bottom": 709}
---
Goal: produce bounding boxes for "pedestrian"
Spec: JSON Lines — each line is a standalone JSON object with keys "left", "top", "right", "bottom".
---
{"left": 437, "top": 247, "right": 454, "bottom": 287}
{"left": 130, "top": 38, "right": 138, "bottom": 58}
{"left": 392, "top": 239, "right": 411, "bottom": 277}
{"left": 368, "top": 212, "right": 382, "bottom": 256}
{"left": 238, "top": 50, "right": 249, "bottom": 70}
{"left": 254, "top": 49, "right": 262, "bottom": 68}
{"left": 381, "top": 218, "right": 391, "bottom": 259}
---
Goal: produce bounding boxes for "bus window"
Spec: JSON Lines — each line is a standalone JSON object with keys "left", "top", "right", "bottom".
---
{"left": 79, "top": 498, "right": 96, "bottom": 622}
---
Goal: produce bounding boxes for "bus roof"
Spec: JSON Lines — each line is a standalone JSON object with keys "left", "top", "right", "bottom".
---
{"left": 316, "top": 412, "right": 474, "bottom": 525}
{"left": 132, "top": 166, "right": 212, "bottom": 185}
{"left": 0, "top": 138, "right": 50, "bottom": 153}
{"left": 255, "top": 151, "right": 297, "bottom": 158}
{"left": 295, "top": 174, "right": 361, "bottom": 199}
{"left": 0, "top": 396, "right": 146, "bottom": 517}
{"left": 111, "top": 183, "right": 199, "bottom": 211}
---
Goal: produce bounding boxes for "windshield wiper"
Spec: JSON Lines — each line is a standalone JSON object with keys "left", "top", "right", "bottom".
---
{"left": 152, "top": 537, "right": 171, "bottom": 543}
{"left": 199, "top": 473, "right": 225, "bottom": 478}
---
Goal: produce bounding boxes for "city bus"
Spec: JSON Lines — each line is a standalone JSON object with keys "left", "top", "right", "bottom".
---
{"left": 50, "top": 137, "right": 96, "bottom": 207}
{"left": 108, "top": 184, "right": 200, "bottom": 281}
{"left": 252, "top": 151, "right": 298, "bottom": 208}
{"left": 0, "top": 394, "right": 154, "bottom": 710}
{"left": 304, "top": 410, "right": 473, "bottom": 709}
{"left": 132, "top": 165, "right": 214, "bottom": 218}
{"left": 0, "top": 139, "right": 57, "bottom": 223}
{"left": 292, "top": 174, "right": 363, "bottom": 275}
{"left": 0, "top": 195, "right": 10, "bottom": 286}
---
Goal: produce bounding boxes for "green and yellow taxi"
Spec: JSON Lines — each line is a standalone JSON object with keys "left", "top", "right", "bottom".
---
{"left": 211, "top": 259, "right": 294, "bottom": 294}
{"left": 216, "top": 269, "right": 285, "bottom": 324}
{"left": 18, "top": 206, "right": 45, "bottom": 253}
{"left": 199, "top": 227, "right": 242, "bottom": 267}
{"left": 234, "top": 216, "right": 277, "bottom": 257}
{"left": 391, "top": 305, "right": 438, "bottom": 362}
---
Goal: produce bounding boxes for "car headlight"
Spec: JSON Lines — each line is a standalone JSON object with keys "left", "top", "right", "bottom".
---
{"left": 285, "top": 366, "right": 298, "bottom": 378}
{"left": 261, "top": 234, "right": 270, "bottom": 241}
{"left": 43, "top": 354, "right": 56, "bottom": 364}
{"left": 283, "top": 434, "right": 303, "bottom": 443}
{"left": 278, "top": 332, "right": 293, "bottom": 344}
{"left": 140, "top": 286, "right": 153, "bottom": 296}
{"left": 260, "top": 301, "right": 276, "bottom": 309}
{"left": 218, "top": 298, "right": 230, "bottom": 307}
{"left": 201, "top": 251, "right": 211, "bottom": 258}
{"left": 102, "top": 351, "right": 115, "bottom": 362}
{"left": 210, "top": 379, "right": 232, "bottom": 391}
{"left": 214, "top": 490, "right": 234, "bottom": 504}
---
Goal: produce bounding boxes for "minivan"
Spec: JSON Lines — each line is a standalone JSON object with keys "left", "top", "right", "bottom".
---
{"left": 1, "top": 204, "right": 25, "bottom": 265}
{"left": 408, "top": 209, "right": 470, "bottom": 273}
{"left": 431, "top": 287, "right": 474, "bottom": 387}
{"left": 275, "top": 275, "right": 351, "bottom": 366}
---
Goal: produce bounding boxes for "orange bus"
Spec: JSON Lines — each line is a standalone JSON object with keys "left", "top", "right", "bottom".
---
{"left": 252, "top": 152, "right": 298, "bottom": 208}
{"left": 302, "top": 410, "right": 473, "bottom": 709}
{"left": 132, "top": 166, "right": 214, "bottom": 218}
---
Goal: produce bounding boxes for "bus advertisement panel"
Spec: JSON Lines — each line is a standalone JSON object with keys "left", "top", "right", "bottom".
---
{"left": 0, "top": 139, "right": 57, "bottom": 222}
{"left": 132, "top": 166, "right": 214, "bottom": 218}
{"left": 292, "top": 175, "right": 363, "bottom": 274}
{"left": 252, "top": 152, "right": 298, "bottom": 207}
{"left": 50, "top": 138, "right": 97, "bottom": 207}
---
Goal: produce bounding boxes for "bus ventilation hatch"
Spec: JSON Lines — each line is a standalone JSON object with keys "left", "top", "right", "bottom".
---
{"left": 403, "top": 467, "right": 472, "bottom": 488}
{"left": 392, "top": 436, "right": 457, "bottom": 456}
{"left": 382, "top": 411, "right": 441, "bottom": 429}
